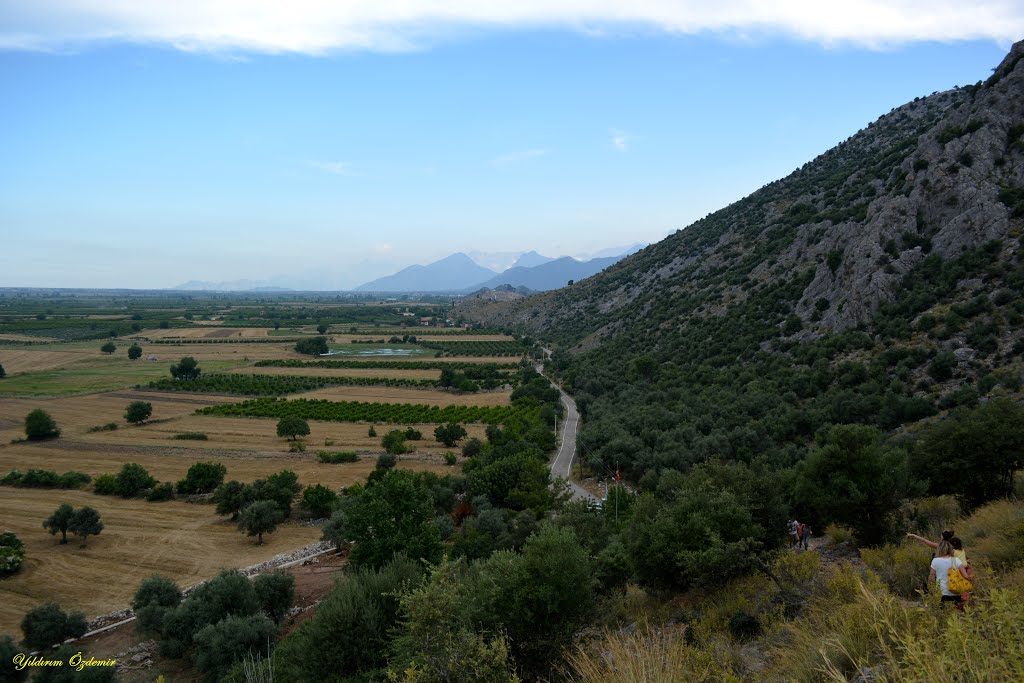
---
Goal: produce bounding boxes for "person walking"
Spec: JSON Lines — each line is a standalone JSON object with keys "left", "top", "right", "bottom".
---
{"left": 788, "top": 519, "right": 799, "bottom": 549}
{"left": 928, "top": 540, "right": 970, "bottom": 609}
{"left": 798, "top": 521, "right": 811, "bottom": 550}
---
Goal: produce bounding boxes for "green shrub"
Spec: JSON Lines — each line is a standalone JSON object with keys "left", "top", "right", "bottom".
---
{"left": 172, "top": 432, "right": 208, "bottom": 440}
{"left": 147, "top": 482, "right": 175, "bottom": 502}
{"left": 0, "top": 531, "right": 26, "bottom": 576}
{"left": 825, "top": 523, "right": 854, "bottom": 545}
{"left": 87, "top": 422, "right": 119, "bottom": 433}
{"left": 93, "top": 473, "right": 117, "bottom": 495}
{"left": 317, "top": 451, "right": 359, "bottom": 463}
{"left": 20, "top": 603, "right": 88, "bottom": 651}
{"left": 24, "top": 408, "right": 60, "bottom": 440}
{"left": 176, "top": 461, "right": 227, "bottom": 495}
{"left": 860, "top": 543, "right": 933, "bottom": 597}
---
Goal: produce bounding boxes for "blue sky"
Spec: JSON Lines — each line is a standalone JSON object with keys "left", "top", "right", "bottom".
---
{"left": 0, "top": 3, "right": 1019, "bottom": 289}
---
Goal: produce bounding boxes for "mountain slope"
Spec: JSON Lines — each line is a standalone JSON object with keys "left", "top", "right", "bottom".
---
{"left": 459, "top": 41, "right": 1024, "bottom": 480}
{"left": 508, "top": 250, "right": 555, "bottom": 269}
{"left": 354, "top": 253, "right": 497, "bottom": 292}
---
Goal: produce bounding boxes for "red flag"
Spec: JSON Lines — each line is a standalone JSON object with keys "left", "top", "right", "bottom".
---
{"left": 615, "top": 467, "right": 620, "bottom": 483}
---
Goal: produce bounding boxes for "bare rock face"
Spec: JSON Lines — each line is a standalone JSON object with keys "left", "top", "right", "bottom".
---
{"left": 458, "top": 41, "right": 1024, "bottom": 346}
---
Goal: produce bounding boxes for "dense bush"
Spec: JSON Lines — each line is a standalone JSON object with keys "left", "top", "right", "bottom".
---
{"left": 24, "top": 408, "right": 60, "bottom": 440}
{"left": 20, "top": 603, "right": 88, "bottom": 651}
{"left": 0, "top": 531, "right": 26, "bottom": 576}
{"left": 176, "top": 461, "right": 227, "bottom": 495}
{"left": 294, "top": 336, "right": 329, "bottom": 356}
{"left": 317, "top": 450, "right": 359, "bottom": 463}
{"left": 132, "top": 575, "right": 182, "bottom": 633}
{"left": 1, "top": 469, "right": 90, "bottom": 489}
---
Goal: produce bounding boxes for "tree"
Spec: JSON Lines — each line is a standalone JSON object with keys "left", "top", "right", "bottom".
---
{"left": 434, "top": 422, "right": 468, "bottom": 447}
{"left": 20, "top": 603, "right": 88, "bottom": 650}
{"left": 317, "top": 323, "right": 329, "bottom": 335}
{"left": 793, "top": 424, "right": 916, "bottom": 546}
{"left": 176, "top": 461, "right": 227, "bottom": 495}
{"left": 277, "top": 416, "right": 310, "bottom": 441}
{"left": 439, "top": 367, "right": 456, "bottom": 388}
{"left": 381, "top": 429, "right": 410, "bottom": 455}
{"left": 294, "top": 336, "right": 329, "bottom": 356}
{"left": 43, "top": 503, "right": 75, "bottom": 544}
{"left": 911, "top": 398, "right": 1024, "bottom": 508}
{"left": 342, "top": 469, "right": 442, "bottom": 568}
{"left": 193, "top": 614, "right": 276, "bottom": 682}
{"left": 69, "top": 506, "right": 103, "bottom": 546}
{"left": 300, "top": 484, "right": 338, "bottom": 519}
{"left": 214, "top": 480, "right": 252, "bottom": 520}
{"left": 0, "top": 362, "right": 6, "bottom": 379}
{"left": 170, "top": 356, "right": 201, "bottom": 380}
{"left": 132, "top": 575, "right": 182, "bottom": 633}
{"left": 24, "top": 409, "right": 60, "bottom": 440}
{"left": 462, "top": 437, "right": 484, "bottom": 458}
{"left": 100, "top": 341, "right": 116, "bottom": 354}
{"left": 238, "top": 500, "right": 284, "bottom": 544}
{"left": 114, "top": 463, "right": 156, "bottom": 497}
{"left": 0, "top": 634, "right": 29, "bottom": 683}
{"left": 124, "top": 400, "right": 153, "bottom": 425}
{"left": 253, "top": 570, "right": 295, "bottom": 624}
{"left": 127, "top": 343, "right": 142, "bottom": 360}
{"left": 0, "top": 531, "right": 26, "bottom": 576}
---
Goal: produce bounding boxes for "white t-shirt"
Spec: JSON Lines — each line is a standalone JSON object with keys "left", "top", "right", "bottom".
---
{"left": 931, "top": 556, "right": 964, "bottom": 596}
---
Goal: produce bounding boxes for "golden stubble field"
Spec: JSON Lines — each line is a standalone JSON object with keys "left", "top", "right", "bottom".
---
{"left": 0, "top": 327, "right": 515, "bottom": 635}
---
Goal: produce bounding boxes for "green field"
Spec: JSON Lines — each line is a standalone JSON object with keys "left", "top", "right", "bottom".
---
{"left": 0, "top": 358, "right": 242, "bottom": 396}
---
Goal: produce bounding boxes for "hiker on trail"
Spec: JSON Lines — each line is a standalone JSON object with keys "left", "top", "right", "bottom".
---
{"left": 798, "top": 521, "right": 811, "bottom": 550}
{"left": 906, "top": 529, "right": 955, "bottom": 552}
{"left": 928, "top": 540, "right": 970, "bottom": 609}
{"left": 788, "top": 519, "right": 799, "bottom": 548}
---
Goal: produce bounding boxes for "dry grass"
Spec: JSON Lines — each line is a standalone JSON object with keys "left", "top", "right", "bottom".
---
{"left": 297, "top": 385, "right": 512, "bottom": 406}
{"left": 0, "top": 348, "right": 93, "bottom": 375}
{"left": 0, "top": 333, "right": 54, "bottom": 342}
{"left": 226, "top": 366, "right": 441, "bottom": 380}
{"left": 0, "top": 486, "right": 322, "bottom": 633}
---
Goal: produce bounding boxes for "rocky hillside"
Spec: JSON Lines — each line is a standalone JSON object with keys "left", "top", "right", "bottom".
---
{"left": 459, "top": 42, "right": 1024, "bottom": 479}
{"left": 461, "top": 42, "right": 1023, "bottom": 346}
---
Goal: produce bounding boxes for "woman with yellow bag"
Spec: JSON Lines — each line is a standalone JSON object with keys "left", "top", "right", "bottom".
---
{"left": 928, "top": 540, "right": 972, "bottom": 609}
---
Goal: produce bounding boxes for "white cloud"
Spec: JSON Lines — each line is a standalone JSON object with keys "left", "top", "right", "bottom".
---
{"left": 307, "top": 160, "right": 349, "bottom": 175}
{"left": 1, "top": 1, "right": 1021, "bottom": 54}
{"left": 490, "top": 148, "right": 547, "bottom": 166}
{"left": 611, "top": 129, "right": 630, "bottom": 152}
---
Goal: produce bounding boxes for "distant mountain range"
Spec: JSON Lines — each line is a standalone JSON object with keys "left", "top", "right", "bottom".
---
{"left": 171, "top": 244, "right": 645, "bottom": 293}
{"left": 353, "top": 245, "right": 644, "bottom": 293}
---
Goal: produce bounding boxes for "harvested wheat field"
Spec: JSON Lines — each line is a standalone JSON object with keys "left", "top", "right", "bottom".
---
{"left": 297, "top": 385, "right": 512, "bottom": 406}
{"left": 0, "top": 348, "right": 95, "bottom": 375}
{"left": 0, "top": 390, "right": 241, "bottom": 442}
{"left": 68, "top": 415, "right": 488, "bottom": 455}
{"left": 225, "top": 366, "right": 441, "bottom": 380}
{"left": 0, "top": 486, "right": 322, "bottom": 634}
{"left": 123, "top": 341, "right": 300, "bottom": 361}
{"left": 0, "top": 333, "right": 54, "bottom": 342}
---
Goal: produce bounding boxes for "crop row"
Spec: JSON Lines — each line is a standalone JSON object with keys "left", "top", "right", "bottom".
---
{"left": 149, "top": 373, "right": 438, "bottom": 396}
{"left": 196, "top": 397, "right": 533, "bottom": 425}
{"left": 417, "top": 340, "right": 528, "bottom": 356}
{"left": 150, "top": 338, "right": 301, "bottom": 344}
{"left": 254, "top": 359, "right": 519, "bottom": 370}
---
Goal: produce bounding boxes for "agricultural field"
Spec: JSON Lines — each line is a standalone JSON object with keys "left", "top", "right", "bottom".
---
{"left": 0, "top": 292, "right": 526, "bottom": 635}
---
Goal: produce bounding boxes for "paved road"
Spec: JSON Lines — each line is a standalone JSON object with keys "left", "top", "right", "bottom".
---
{"left": 537, "top": 359, "right": 599, "bottom": 504}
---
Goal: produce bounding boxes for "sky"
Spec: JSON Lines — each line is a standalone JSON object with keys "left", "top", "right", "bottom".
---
{"left": 0, "top": 2, "right": 1020, "bottom": 290}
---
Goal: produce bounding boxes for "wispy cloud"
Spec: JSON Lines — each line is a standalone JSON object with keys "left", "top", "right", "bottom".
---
{"left": 490, "top": 148, "right": 547, "bottom": 167}
{"left": 307, "top": 160, "right": 350, "bottom": 175}
{"left": 2, "top": 2, "right": 1021, "bottom": 54}
{"left": 611, "top": 129, "right": 630, "bottom": 152}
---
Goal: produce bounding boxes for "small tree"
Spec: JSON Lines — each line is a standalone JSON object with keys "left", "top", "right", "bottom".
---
{"left": 115, "top": 463, "right": 156, "bottom": 497}
{"left": 127, "top": 343, "right": 143, "bottom": 360}
{"left": 434, "top": 423, "right": 468, "bottom": 447}
{"left": 277, "top": 416, "right": 310, "bottom": 441}
{"left": 300, "top": 484, "right": 338, "bottom": 519}
{"left": 100, "top": 341, "right": 116, "bottom": 354}
{"left": 382, "top": 429, "right": 410, "bottom": 455}
{"left": 368, "top": 424, "right": 377, "bottom": 437}
{"left": 43, "top": 503, "right": 75, "bottom": 544}
{"left": 317, "top": 323, "right": 329, "bottom": 335}
{"left": 125, "top": 400, "right": 153, "bottom": 425}
{"left": 238, "top": 501, "right": 284, "bottom": 545}
{"left": 132, "top": 575, "right": 182, "bottom": 633}
{"left": 176, "top": 461, "right": 227, "bottom": 495}
{"left": 20, "top": 603, "right": 88, "bottom": 651}
{"left": 0, "top": 362, "right": 6, "bottom": 379}
{"left": 0, "top": 532, "right": 26, "bottom": 576}
{"left": 0, "top": 634, "right": 28, "bottom": 683}
{"left": 214, "top": 480, "right": 252, "bottom": 520}
{"left": 69, "top": 506, "right": 103, "bottom": 546}
{"left": 24, "top": 409, "right": 60, "bottom": 440}
{"left": 252, "top": 570, "right": 295, "bottom": 624}
{"left": 170, "top": 356, "right": 201, "bottom": 380}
